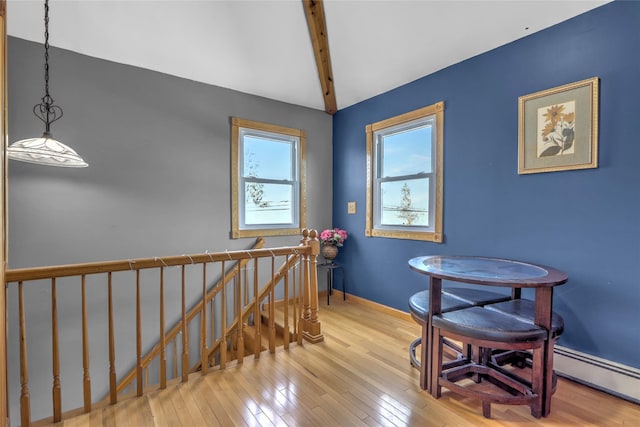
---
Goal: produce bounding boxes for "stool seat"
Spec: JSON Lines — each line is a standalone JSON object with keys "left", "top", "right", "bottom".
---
{"left": 408, "top": 289, "right": 471, "bottom": 321}
{"left": 443, "top": 287, "right": 511, "bottom": 306}
{"left": 432, "top": 305, "right": 551, "bottom": 418}
{"left": 433, "top": 306, "right": 548, "bottom": 343}
{"left": 408, "top": 287, "right": 517, "bottom": 386}
{"left": 408, "top": 290, "right": 473, "bottom": 371}
{"left": 485, "top": 299, "right": 564, "bottom": 338}
{"left": 409, "top": 287, "right": 510, "bottom": 320}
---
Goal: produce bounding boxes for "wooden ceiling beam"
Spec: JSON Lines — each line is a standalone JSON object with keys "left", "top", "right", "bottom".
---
{"left": 302, "top": 0, "right": 337, "bottom": 115}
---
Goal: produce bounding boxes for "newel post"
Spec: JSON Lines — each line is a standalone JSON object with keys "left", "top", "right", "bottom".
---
{"left": 301, "top": 229, "right": 323, "bottom": 343}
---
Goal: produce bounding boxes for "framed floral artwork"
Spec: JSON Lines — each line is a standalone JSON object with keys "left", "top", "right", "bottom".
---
{"left": 518, "top": 77, "right": 599, "bottom": 174}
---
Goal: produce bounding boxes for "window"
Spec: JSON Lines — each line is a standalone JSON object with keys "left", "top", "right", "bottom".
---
{"left": 365, "top": 102, "right": 444, "bottom": 242}
{"left": 231, "top": 118, "right": 306, "bottom": 238}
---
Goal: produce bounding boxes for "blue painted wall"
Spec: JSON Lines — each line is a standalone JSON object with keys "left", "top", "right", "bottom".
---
{"left": 332, "top": 1, "right": 640, "bottom": 369}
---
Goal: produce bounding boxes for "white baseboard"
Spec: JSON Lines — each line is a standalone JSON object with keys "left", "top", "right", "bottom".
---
{"left": 554, "top": 345, "right": 640, "bottom": 404}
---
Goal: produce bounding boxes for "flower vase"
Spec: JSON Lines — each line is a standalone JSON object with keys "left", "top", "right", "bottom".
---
{"left": 322, "top": 244, "right": 339, "bottom": 261}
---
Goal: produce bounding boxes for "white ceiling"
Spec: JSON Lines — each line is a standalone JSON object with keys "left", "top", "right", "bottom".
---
{"left": 7, "top": 0, "right": 611, "bottom": 112}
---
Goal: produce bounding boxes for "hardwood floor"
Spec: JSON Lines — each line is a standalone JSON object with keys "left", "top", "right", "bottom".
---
{"left": 52, "top": 298, "right": 639, "bottom": 426}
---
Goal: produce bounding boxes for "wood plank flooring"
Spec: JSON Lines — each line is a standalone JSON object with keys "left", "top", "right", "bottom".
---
{"left": 52, "top": 298, "right": 639, "bottom": 426}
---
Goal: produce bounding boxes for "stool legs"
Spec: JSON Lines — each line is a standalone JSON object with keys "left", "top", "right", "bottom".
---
{"left": 536, "top": 287, "right": 555, "bottom": 417}
{"left": 531, "top": 346, "right": 545, "bottom": 418}
{"left": 431, "top": 326, "right": 443, "bottom": 397}
{"left": 420, "top": 323, "right": 429, "bottom": 390}
{"left": 431, "top": 325, "right": 548, "bottom": 419}
{"left": 410, "top": 322, "right": 470, "bottom": 392}
{"left": 409, "top": 337, "right": 421, "bottom": 369}
{"left": 482, "top": 402, "right": 491, "bottom": 418}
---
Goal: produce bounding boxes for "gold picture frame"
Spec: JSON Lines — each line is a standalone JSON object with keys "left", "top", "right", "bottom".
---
{"left": 518, "top": 77, "right": 599, "bottom": 174}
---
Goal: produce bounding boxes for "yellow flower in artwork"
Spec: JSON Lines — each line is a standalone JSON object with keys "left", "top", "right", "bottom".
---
{"left": 541, "top": 121, "right": 556, "bottom": 138}
{"left": 563, "top": 112, "right": 575, "bottom": 123}
{"left": 537, "top": 100, "right": 576, "bottom": 157}
{"left": 542, "top": 104, "right": 566, "bottom": 125}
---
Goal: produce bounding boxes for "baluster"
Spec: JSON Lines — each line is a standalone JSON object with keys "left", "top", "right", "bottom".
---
{"left": 181, "top": 266, "right": 189, "bottom": 382}
{"left": 269, "top": 256, "right": 276, "bottom": 353}
{"left": 19, "top": 282, "right": 31, "bottom": 427}
{"left": 253, "top": 258, "right": 261, "bottom": 358}
{"left": 51, "top": 278, "right": 62, "bottom": 422}
{"left": 220, "top": 261, "right": 227, "bottom": 369}
{"left": 173, "top": 339, "right": 178, "bottom": 379}
{"left": 283, "top": 263, "right": 290, "bottom": 349}
{"left": 243, "top": 265, "right": 248, "bottom": 306}
{"left": 108, "top": 272, "right": 117, "bottom": 404}
{"left": 232, "top": 332, "right": 238, "bottom": 360}
{"left": 81, "top": 275, "right": 92, "bottom": 412}
{"left": 136, "top": 270, "right": 143, "bottom": 396}
{"left": 236, "top": 268, "right": 244, "bottom": 363}
{"left": 214, "top": 290, "right": 219, "bottom": 346}
{"left": 231, "top": 271, "right": 237, "bottom": 361}
{"left": 295, "top": 257, "right": 302, "bottom": 345}
{"left": 159, "top": 267, "right": 166, "bottom": 389}
{"left": 294, "top": 261, "right": 298, "bottom": 320}
{"left": 201, "top": 263, "right": 208, "bottom": 374}
{"left": 233, "top": 267, "right": 238, "bottom": 319}
{"left": 185, "top": 324, "right": 190, "bottom": 373}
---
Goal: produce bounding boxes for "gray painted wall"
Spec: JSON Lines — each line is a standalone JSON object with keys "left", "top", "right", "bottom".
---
{"left": 6, "top": 36, "right": 333, "bottom": 423}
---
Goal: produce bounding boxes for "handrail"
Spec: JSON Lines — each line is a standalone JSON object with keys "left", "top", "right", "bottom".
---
{"left": 7, "top": 230, "right": 322, "bottom": 426}
{"left": 5, "top": 239, "right": 312, "bottom": 282}
{"left": 113, "top": 237, "right": 266, "bottom": 395}
{"left": 192, "top": 251, "right": 303, "bottom": 372}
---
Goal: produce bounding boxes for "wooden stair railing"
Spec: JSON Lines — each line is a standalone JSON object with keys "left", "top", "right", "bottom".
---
{"left": 191, "top": 250, "right": 306, "bottom": 373}
{"left": 116, "top": 243, "right": 303, "bottom": 395}
{"left": 113, "top": 237, "right": 266, "bottom": 398}
{"left": 6, "top": 229, "right": 322, "bottom": 427}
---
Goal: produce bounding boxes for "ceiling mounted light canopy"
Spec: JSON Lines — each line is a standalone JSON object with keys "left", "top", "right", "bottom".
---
{"left": 8, "top": 0, "right": 88, "bottom": 168}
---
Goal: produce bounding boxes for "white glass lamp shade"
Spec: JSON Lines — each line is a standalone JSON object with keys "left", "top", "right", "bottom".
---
{"left": 8, "top": 132, "right": 88, "bottom": 168}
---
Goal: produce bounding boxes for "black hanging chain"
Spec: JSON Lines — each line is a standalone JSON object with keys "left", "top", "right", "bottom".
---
{"left": 43, "top": 0, "right": 50, "bottom": 100}
{"left": 33, "top": 0, "right": 63, "bottom": 133}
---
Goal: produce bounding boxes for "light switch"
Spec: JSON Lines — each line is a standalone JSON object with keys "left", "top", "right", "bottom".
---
{"left": 348, "top": 201, "right": 356, "bottom": 214}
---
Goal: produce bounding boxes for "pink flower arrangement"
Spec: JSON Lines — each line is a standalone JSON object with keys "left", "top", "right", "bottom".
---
{"left": 319, "top": 228, "right": 348, "bottom": 247}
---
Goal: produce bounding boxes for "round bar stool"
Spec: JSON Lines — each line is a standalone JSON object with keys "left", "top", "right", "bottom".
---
{"left": 485, "top": 299, "right": 564, "bottom": 370}
{"left": 408, "top": 287, "right": 511, "bottom": 390}
{"left": 431, "top": 305, "right": 562, "bottom": 418}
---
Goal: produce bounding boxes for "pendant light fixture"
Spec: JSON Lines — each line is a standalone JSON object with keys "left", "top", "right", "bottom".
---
{"left": 8, "top": 0, "right": 88, "bottom": 167}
